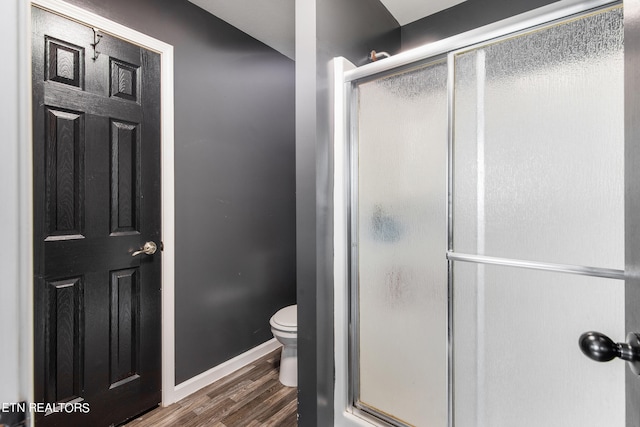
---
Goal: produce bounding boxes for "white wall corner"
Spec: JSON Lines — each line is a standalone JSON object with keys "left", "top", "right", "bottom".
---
{"left": 0, "top": 0, "right": 25, "bottom": 407}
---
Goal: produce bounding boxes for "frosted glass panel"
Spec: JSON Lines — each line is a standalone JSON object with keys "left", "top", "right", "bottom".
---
{"left": 356, "top": 62, "right": 448, "bottom": 426}
{"left": 453, "top": 7, "right": 624, "bottom": 269}
{"left": 453, "top": 262, "right": 624, "bottom": 427}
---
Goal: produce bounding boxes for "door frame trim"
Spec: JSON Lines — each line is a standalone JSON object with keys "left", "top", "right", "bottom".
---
{"left": 26, "top": 0, "right": 177, "bottom": 410}
{"left": 625, "top": 1, "right": 640, "bottom": 425}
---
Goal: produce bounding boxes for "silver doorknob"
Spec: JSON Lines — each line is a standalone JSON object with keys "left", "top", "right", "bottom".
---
{"left": 132, "top": 241, "right": 157, "bottom": 257}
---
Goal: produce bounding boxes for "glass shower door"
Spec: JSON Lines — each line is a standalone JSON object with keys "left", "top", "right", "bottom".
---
{"left": 451, "top": 6, "right": 624, "bottom": 427}
{"left": 348, "top": 4, "right": 628, "bottom": 427}
{"left": 353, "top": 61, "right": 449, "bottom": 426}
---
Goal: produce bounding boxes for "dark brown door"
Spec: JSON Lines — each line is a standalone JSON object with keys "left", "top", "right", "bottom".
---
{"left": 32, "top": 7, "right": 161, "bottom": 427}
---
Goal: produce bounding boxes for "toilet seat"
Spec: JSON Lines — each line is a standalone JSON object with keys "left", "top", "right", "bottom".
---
{"left": 270, "top": 305, "right": 297, "bottom": 332}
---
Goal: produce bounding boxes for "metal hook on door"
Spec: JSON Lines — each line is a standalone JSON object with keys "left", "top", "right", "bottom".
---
{"left": 91, "top": 28, "right": 102, "bottom": 61}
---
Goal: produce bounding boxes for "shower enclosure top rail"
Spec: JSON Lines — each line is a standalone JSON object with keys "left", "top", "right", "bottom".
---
{"left": 343, "top": 0, "right": 618, "bottom": 83}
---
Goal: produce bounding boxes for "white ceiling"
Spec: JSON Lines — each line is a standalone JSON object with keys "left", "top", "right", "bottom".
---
{"left": 187, "top": 0, "right": 467, "bottom": 60}
{"left": 382, "top": 0, "right": 467, "bottom": 26}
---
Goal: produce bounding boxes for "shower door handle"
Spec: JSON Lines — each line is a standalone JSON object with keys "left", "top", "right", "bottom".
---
{"left": 579, "top": 331, "right": 640, "bottom": 374}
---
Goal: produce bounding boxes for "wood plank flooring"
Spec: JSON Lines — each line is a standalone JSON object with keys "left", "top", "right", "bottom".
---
{"left": 124, "top": 349, "right": 297, "bottom": 427}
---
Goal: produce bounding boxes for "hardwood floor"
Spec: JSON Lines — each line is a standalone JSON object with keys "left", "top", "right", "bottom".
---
{"left": 124, "top": 349, "right": 297, "bottom": 427}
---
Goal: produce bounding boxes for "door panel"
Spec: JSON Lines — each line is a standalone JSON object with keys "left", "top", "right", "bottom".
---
{"left": 452, "top": 6, "right": 624, "bottom": 270}
{"left": 44, "top": 276, "right": 84, "bottom": 405}
{"left": 451, "top": 5, "right": 624, "bottom": 427}
{"left": 110, "top": 119, "right": 141, "bottom": 235}
{"left": 354, "top": 61, "right": 449, "bottom": 426}
{"left": 453, "top": 263, "right": 624, "bottom": 427}
{"left": 44, "top": 107, "right": 85, "bottom": 240}
{"left": 109, "top": 267, "right": 140, "bottom": 388}
{"left": 32, "top": 7, "right": 161, "bottom": 427}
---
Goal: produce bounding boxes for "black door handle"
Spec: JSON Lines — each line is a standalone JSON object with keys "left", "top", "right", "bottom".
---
{"left": 579, "top": 331, "right": 640, "bottom": 374}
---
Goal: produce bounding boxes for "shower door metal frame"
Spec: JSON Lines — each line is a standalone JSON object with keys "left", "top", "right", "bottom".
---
{"left": 347, "top": 57, "right": 450, "bottom": 427}
{"left": 344, "top": 1, "right": 624, "bottom": 426}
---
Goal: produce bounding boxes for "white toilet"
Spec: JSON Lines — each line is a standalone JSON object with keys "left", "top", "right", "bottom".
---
{"left": 270, "top": 304, "right": 297, "bottom": 387}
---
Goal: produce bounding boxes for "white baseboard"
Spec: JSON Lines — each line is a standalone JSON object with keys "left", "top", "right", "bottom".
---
{"left": 168, "top": 338, "right": 282, "bottom": 405}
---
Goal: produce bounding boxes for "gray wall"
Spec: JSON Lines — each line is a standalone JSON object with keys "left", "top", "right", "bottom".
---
{"left": 295, "top": 1, "right": 400, "bottom": 425}
{"left": 61, "top": 0, "right": 296, "bottom": 384}
{"left": 401, "top": 0, "right": 558, "bottom": 50}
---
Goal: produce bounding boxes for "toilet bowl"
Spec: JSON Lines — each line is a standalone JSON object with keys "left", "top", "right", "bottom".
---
{"left": 270, "top": 304, "right": 297, "bottom": 387}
